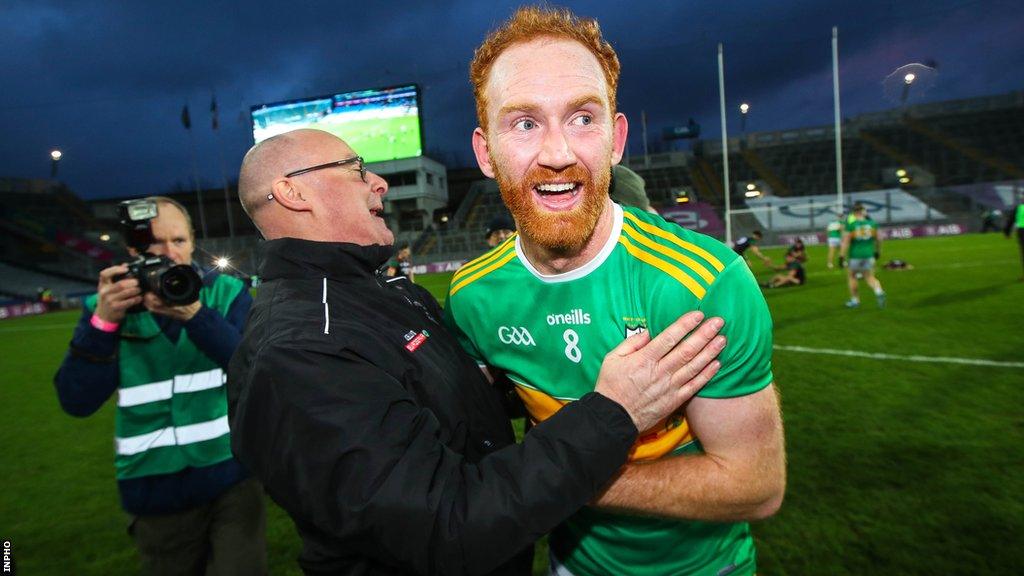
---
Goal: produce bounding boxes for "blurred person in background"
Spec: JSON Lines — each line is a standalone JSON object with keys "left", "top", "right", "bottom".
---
{"left": 609, "top": 164, "right": 658, "bottom": 214}
{"left": 981, "top": 207, "right": 1002, "bottom": 233}
{"left": 485, "top": 214, "right": 517, "bottom": 248}
{"left": 826, "top": 215, "right": 843, "bottom": 268}
{"left": 763, "top": 252, "right": 806, "bottom": 288}
{"left": 840, "top": 202, "right": 886, "bottom": 308}
{"left": 787, "top": 238, "right": 807, "bottom": 264}
{"left": 386, "top": 242, "right": 415, "bottom": 282}
{"left": 1005, "top": 193, "right": 1024, "bottom": 280}
{"left": 734, "top": 229, "right": 772, "bottom": 267}
{"left": 53, "top": 196, "right": 266, "bottom": 576}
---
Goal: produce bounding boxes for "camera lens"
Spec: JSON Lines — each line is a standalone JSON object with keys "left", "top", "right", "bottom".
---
{"left": 159, "top": 265, "right": 202, "bottom": 305}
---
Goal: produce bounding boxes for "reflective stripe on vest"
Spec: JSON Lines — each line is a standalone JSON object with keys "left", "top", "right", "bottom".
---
{"left": 117, "top": 368, "right": 225, "bottom": 407}
{"left": 115, "top": 415, "right": 230, "bottom": 456}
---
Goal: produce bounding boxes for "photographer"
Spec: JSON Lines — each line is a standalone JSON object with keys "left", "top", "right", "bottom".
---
{"left": 54, "top": 196, "right": 266, "bottom": 575}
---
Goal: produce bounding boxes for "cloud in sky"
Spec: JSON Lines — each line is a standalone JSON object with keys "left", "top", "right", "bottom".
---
{"left": 1, "top": 0, "right": 1020, "bottom": 199}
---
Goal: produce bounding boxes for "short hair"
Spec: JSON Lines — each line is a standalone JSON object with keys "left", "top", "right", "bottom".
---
{"left": 752, "top": 230, "right": 763, "bottom": 238}
{"left": 470, "top": 5, "right": 620, "bottom": 132}
{"left": 145, "top": 196, "right": 194, "bottom": 239}
{"left": 853, "top": 202, "right": 866, "bottom": 213}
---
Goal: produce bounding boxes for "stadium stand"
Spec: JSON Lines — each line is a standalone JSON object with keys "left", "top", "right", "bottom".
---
{"left": 3, "top": 92, "right": 1019, "bottom": 270}
{"left": 0, "top": 261, "right": 94, "bottom": 302}
{"left": 409, "top": 91, "right": 1021, "bottom": 260}
{"left": 0, "top": 178, "right": 112, "bottom": 282}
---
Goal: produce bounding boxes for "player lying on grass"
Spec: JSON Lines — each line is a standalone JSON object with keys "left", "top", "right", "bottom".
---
{"left": 762, "top": 253, "right": 806, "bottom": 288}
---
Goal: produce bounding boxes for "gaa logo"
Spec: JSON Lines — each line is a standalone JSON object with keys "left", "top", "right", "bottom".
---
{"left": 498, "top": 326, "right": 536, "bottom": 346}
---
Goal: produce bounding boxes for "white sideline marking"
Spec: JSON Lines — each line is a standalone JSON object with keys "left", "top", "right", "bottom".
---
{"left": 774, "top": 345, "right": 1024, "bottom": 368}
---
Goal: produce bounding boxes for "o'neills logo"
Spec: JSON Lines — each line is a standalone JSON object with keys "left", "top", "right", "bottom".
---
{"left": 546, "top": 308, "right": 591, "bottom": 326}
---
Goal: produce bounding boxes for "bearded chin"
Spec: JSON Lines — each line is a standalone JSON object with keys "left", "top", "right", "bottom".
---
{"left": 495, "top": 163, "right": 609, "bottom": 255}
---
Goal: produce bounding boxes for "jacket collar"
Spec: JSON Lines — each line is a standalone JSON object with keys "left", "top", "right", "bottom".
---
{"left": 259, "top": 238, "right": 394, "bottom": 281}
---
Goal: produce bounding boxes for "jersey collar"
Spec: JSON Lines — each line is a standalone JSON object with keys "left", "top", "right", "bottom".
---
{"left": 515, "top": 202, "right": 623, "bottom": 284}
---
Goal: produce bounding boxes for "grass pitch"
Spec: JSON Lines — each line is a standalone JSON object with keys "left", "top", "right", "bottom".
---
{"left": 1, "top": 232, "right": 1021, "bottom": 574}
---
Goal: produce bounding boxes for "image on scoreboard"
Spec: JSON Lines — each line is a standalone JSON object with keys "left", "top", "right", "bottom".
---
{"left": 251, "top": 84, "right": 422, "bottom": 163}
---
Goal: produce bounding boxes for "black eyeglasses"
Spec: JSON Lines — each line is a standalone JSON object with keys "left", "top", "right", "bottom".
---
{"left": 285, "top": 155, "right": 366, "bottom": 182}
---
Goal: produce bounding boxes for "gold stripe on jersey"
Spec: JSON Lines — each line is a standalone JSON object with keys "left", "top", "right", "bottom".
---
{"left": 619, "top": 236, "right": 707, "bottom": 299}
{"left": 513, "top": 383, "right": 694, "bottom": 462}
{"left": 630, "top": 416, "right": 694, "bottom": 461}
{"left": 622, "top": 210, "right": 725, "bottom": 272}
{"left": 450, "top": 234, "right": 517, "bottom": 286}
{"left": 449, "top": 248, "right": 518, "bottom": 297}
{"left": 622, "top": 222, "right": 716, "bottom": 285}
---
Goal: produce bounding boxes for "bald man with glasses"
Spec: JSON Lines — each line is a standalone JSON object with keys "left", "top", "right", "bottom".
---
{"left": 229, "top": 128, "right": 727, "bottom": 575}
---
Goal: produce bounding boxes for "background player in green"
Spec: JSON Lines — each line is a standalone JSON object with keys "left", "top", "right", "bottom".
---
{"left": 826, "top": 214, "right": 844, "bottom": 268}
{"left": 446, "top": 7, "right": 786, "bottom": 575}
{"left": 1004, "top": 191, "right": 1024, "bottom": 280}
{"left": 840, "top": 202, "right": 886, "bottom": 308}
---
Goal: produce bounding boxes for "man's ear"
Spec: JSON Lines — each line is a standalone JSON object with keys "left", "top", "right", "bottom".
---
{"left": 269, "top": 178, "right": 312, "bottom": 213}
{"left": 472, "top": 127, "right": 496, "bottom": 179}
{"left": 610, "top": 112, "right": 629, "bottom": 165}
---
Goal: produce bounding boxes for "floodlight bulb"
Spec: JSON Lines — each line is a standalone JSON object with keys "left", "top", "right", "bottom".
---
{"left": 899, "top": 177, "right": 911, "bottom": 184}
{"left": 739, "top": 103, "right": 750, "bottom": 114}
{"left": 746, "top": 183, "right": 756, "bottom": 190}
{"left": 216, "top": 257, "right": 230, "bottom": 269}
{"left": 896, "top": 168, "right": 907, "bottom": 177}
{"left": 904, "top": 73, "right": 916, "bottom": 84}
{"left": 51, "top": 150, "right": 63, "bottom": 161}
{"left": 99, "top": 233, "right": 111, "bottom": 242}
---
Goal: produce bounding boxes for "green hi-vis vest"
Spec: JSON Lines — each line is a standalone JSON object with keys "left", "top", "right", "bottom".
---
{"left": 1016, "top": 204, "right": 1024, "bottom": 228}
{"left": 85, "top": 273, "right": 245, "bottom": 480}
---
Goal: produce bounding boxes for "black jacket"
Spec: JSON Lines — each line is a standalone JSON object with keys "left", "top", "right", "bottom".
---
{"left": 228, "top": 239, "right": 637, "bottom": 576}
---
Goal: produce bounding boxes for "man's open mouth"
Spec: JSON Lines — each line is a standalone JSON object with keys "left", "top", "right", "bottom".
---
{"left": 533, "top": 182, "right": 582, "bottom": 211}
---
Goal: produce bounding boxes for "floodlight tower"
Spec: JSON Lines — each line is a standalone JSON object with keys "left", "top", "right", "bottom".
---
{"left": 739, "top": 103, "right": 750, "bottom": 133}
{"left": 50, "top": 149, "right": 62, "bottom": 177}
{"left": 901, "top": 73, "right": 916, "bottom": 104}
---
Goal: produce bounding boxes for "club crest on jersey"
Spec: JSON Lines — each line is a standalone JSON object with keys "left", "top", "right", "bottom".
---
{"left": 404, "top": 329, "right": 430, "bottom": 352}
{"left": 624, "top": 320, "right": 647, "bottom": 338}
{"left": 498, "top": 326, "right": 535, "bottom": 346}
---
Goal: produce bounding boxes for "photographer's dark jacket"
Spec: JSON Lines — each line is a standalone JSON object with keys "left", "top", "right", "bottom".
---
{"left": 54, "top": 270, "right": 252, "bottom": 515}
{"left": 228, "top": 239, "right": 638, "bottom": 576}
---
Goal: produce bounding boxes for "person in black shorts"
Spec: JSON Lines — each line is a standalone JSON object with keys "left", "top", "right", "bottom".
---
{"left": 764, "top": 253, "right": 805, "bottom": 288}
{"left": 734, "top": 230, "right": 772, "bottom": 267}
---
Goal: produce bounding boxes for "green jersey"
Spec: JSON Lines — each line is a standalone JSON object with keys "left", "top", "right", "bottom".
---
{"left": 845, "top": 216, "right": 878, "bottom": 259}
{"left": 444, "top": 204, "right": 774, "bottom": 576}
{"left": 827, "top": 219, "right": 843, "bottom": 238}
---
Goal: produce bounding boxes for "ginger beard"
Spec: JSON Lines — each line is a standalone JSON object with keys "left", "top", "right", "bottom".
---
{"left": 492, "top": 157, "right": 609, "bottom": 255}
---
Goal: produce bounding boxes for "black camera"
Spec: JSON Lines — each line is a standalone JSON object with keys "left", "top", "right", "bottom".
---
{"left": 116, "top": 199, "right": 202, "bottom": 306}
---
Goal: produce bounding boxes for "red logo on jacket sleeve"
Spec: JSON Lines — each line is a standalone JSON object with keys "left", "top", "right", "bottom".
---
{"left": 405, "top": 330, "right": 429, "bottom": 352}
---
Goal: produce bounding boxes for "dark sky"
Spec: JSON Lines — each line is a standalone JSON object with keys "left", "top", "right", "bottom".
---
{"left": 2, "top": 0, "right": 1022, "bottom": 200}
